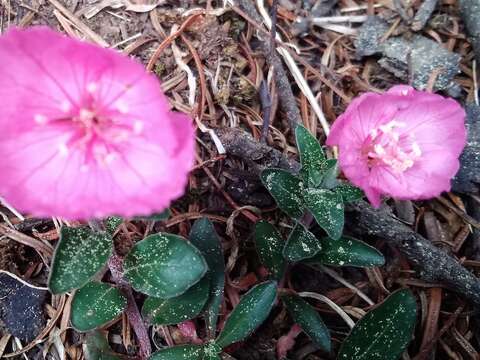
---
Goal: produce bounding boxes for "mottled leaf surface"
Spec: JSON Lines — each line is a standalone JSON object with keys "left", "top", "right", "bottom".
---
{"left": 124, "top": 233, "right": 207, "bottom": 298}
{"left": 104, "top": 217, "right": 123, "bottom": 235}
{"left": 255, "top": 221, "right": 287, "bottom": 279}
{"left": 189, "top": 218, "right": 225, "bottom": 336}
{"left": 71, "top": 282, "right": 127, "bottom": 332}
{"left": 319, "top": 159, "right": 339, "bottom": 189}
{"left": 215, "top": 281, "right": 277, "bottom": 348}
{"left": 283, "top": 222, "right": 322, "bottom": 262}
{"left": 296, "top": 124, "right": 326, "bottom": 186}
{"left": 261, "top": 169, "right": 305, "bottom": 218}
{"left": 84, "top": 330, "right": 120, "bottom": 360}
{"left": 282, "top": 294, "right": 331, "bottom": 352}
{"left": 338, "top": 289, "right": 417, "bottom": 360}
{"left": 304, "top": 189, "right": 344, "bottom": 240}
{"left": 49, "top": 226, "right": 112, "bottom": 294}
{"left": 142, "top": 276, "right": 210, "bottom": 325}
{"left": 306, "top": 236, "right": 385, "bottom": 267}
{"left": 149, "top": 345, "right": 205, "bottom": 360}
{"left": 334, "top": 184, "right": 364, "bottom": 203}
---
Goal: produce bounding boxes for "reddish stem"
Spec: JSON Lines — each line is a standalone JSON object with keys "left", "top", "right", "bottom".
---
{"left": 108, "top": 255, "right": 152, "bottom": 359}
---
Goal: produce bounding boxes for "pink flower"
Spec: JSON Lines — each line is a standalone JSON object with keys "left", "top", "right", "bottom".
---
{"left": 327, "top": 85, "right": 466, "bottom": 207}
{"left": 0, "top": 27, "right": 194, "bottom": 220}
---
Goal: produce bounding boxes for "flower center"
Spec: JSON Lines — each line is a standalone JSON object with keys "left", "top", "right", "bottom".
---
{"left": 33, "top": 82, "right": 144, "bottom": 167}
{"left": 365, "top": 120, "right": 422, "bottom": 173}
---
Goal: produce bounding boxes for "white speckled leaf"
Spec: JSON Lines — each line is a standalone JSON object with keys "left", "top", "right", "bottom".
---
{"left": 338, "top": 289, "right": 417, "bottom": 360}
{"left": 215, "top": 281, "right": 277, "bottom": 348}
{"left": 296, "top": 124, "right": 326, "bottom": 186}
{"left": 124, "top": 233, "right": 208, "bottom": 298}
{"left": 49, "top": 226, "right": 113, "bottom": 294}
{"left": 84, "top": 330, "right": 120, "bottom": 360}
{"left": 304, "top": 189, "right": 344, "bottom": 240}
{"left": 261, "top": 169, "right": 305, "bottom": 219}
{"left": 320, "top": 159, "right": 339, "bottom": 189}
{"left": 283, "top": 222, "right": 322, "bottom": 262}
{"left": 149, "top": 345, "right": 205, "bottom": 360}
{"left": 104, "top": 217, "right": 123, "bottom": 235}
{"left": 142, "top": 275, "right": 210, "bottom": 325}
{"left": 255, "top": 221, "right": 287, "bottom": 279}
{"left": 189, "top": 218, "right": 225, "bottom": 337}
{"left": 71, "top": 282, "right": 126, "bottom": 332}
{"left": 306, "top": 236, "right": 385, "bottom": 268}
{"left": 282, "top": 294, "right": 331, "bottom": 352}
{"left": 334, "top": 184, "right": 364, "bottom": 203}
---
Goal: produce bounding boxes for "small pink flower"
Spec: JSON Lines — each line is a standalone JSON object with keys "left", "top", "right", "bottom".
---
{"left": 327, "top": 85, "right": 466, "bottom": 207}
{"left": 0, "top": 27, "right": 194, "bottom": 219}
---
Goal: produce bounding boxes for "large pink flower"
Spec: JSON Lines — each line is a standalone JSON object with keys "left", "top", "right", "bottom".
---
{"left": 327, "top": 85, "right": 466, "bottom": 207}
{"left": 0, "top": 27, "right": 194, "bottom": 219}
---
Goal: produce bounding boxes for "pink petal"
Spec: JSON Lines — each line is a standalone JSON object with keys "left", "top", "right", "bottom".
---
{"left": 0, "top": 27, "right": 195, "bottom": 219}
{"left": 327, "top": 85, "right": 466, "bottom": 206}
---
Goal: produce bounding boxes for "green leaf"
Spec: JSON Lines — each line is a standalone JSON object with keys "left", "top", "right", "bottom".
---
{"left": 296, "top": 124, "right": 326, "bottom": 186}
{"left": 124, "top": 233, "right": 207, "bottom": 298}
{"left": 71, "top": 282, "right": 127, "bottom": 332}
{"left": 189, "top": 218, "right": 225, "bottom": 337}
{"left": 104, "top": 217, "right": 123, "bottom": 235}
{"left": 283, "top": 222, "right": 322, "bottom": 262}
{"left": 215, "top": 281, "right": 277, "bottom": 348}
{"left": 261, "top": 169, "right": 305, "bottom": 218}
{"left": 254, "top": 221, "right": 287, "bottom": 279}
{"left": 142, "top": 276, "right": 210, "bottom": 325}
{"left": 203, "top": 342, "right": 222, "bottom": 359}
{"left": 84, "top": 330, "right": 120, "bottom": 360}
{"left": 149, "top": 345, "right": 205, "bottom": 360}
{"left": 49, "top": 227, "right": 113, "bottom": 294}
{"left": 304, "top": 189, "right": 344, "bottom": 240}
{"left": 320, "top": 159, "right": 339, "bottom": 189}
{"left": 334, "top": 184, "right": 364, "bottom": 203}
{"left": 338, "top": 289, "right": 417, "bottom": 360}
{"left": 282, "top": 294, "right": 331, "bottom": 352}
{"left": 134, "top": 209, "right": 171, "bottom": 221}
{"left": 306, "top": 236, "right": 385, "bottom": 267}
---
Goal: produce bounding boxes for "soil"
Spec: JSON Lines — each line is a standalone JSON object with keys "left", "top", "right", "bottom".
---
{"left": 1, "top": 0, "right": 480, "bottom": 359}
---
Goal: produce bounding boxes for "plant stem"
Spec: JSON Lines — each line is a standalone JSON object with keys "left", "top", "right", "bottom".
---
{"left": 108, "top": 254, "right": 152, "bottom": 359}
{"left": 87, "top": 220, "right": 151, "bottom": 358}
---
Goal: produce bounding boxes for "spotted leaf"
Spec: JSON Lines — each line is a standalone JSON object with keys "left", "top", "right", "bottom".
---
{"left": 306, "top": 236, "right": 385, "bottom": 267}
{"left": 124, "top": 233, "right": 207, "bottom": 298}
{"left": 215, "top": 281, "right": 277, "bottom": 348}
{"left": 142, "top": 276, "right": 210, "bottom": 325}
{"left": 255, "top": 221, "right": 287, "bottom": 279}
{"left": 49, "top": 226, "right": 112, "bottom": 294}
{"left": 189, "top": 218, "right": 225, "bottom": 337}
{"left": 296, "top": 124, "right": 326, "bottom": 187}
{"left": 71, "top": 282, "right": 126, "bottom": 332}
{"left": 338, "top": 289, "right": 417, "bottom": 360}
{"left": 304, "top": 189, "right": 344, "bottom": 240}
{"left": 261, "top": 169, "right": 305, "bottom": 219}
{"left": 283, "top": 222, "right": 322, "bottom": 262}
{"left": 282, "top": 294, "right": 331, "bottom": 352}
{"left": 149, "top": 345, "right": 205, "bottom": 360}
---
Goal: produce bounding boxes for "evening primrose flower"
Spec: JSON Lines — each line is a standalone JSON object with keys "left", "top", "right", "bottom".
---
{"left": 0, "top": 27, "right": 194, "bottom": 219}
{"left": 326, "top": 85, "right": 466, "bottom": 207}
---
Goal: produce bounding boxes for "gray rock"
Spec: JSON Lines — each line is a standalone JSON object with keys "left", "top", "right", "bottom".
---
{"left": 0, "top": 272, "right": 47, "bottom": 342}
{"left": 452, "top": 104, "right": 480, "bottom": 193}
{"left": 355, "top": 16, "right": 461, "bottom": 93}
